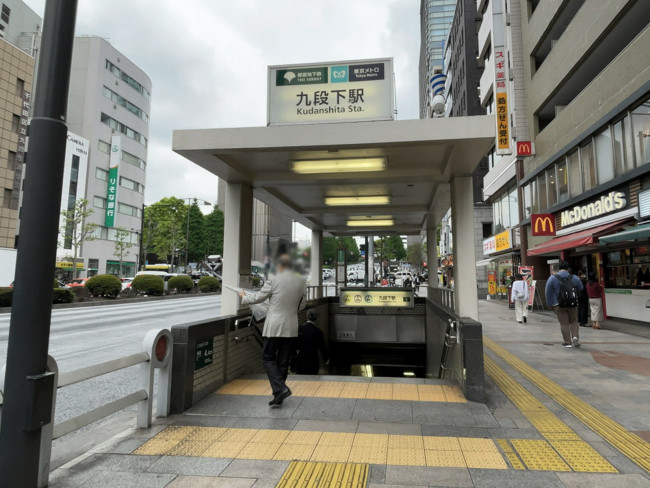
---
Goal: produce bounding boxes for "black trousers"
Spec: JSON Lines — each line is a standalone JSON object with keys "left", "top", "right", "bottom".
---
{"left": 262, "top": 337, "right": 295, "bottom": 396}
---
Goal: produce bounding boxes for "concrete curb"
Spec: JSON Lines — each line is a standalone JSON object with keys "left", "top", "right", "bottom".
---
{"left": 0, "top": 291, "right": 222, "bottom": 314}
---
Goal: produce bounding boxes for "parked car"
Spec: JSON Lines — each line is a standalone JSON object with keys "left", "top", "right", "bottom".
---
{"left": 393, "top": 271, "right": 413, "bottom": 287}
{"left": 67, "top": 278, "right": 89, "bottom": 288}
{"left": 120, "top": 277, "right": 134, "bottom": 290}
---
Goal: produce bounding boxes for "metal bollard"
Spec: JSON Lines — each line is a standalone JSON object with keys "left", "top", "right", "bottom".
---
{"left": 137, "top": 329, "right": 173, "bottom": 429}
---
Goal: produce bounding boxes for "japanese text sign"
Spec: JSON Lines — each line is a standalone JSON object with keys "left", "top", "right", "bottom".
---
{"left": 105, "top": 135, "right": 121, "bottom": 227}
{"left": 493, "top": 47, "right": 511, "bottom": 155}
{"left": 268, "top": 58, "right": 394, "bottom": 125}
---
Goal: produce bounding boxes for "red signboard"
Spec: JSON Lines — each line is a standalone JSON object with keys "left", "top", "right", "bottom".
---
{"left": 531, "top": 214, "right": 556, "bottom": 236}
{"left": 517, "top": 141, "right": 534, "bottom": 157}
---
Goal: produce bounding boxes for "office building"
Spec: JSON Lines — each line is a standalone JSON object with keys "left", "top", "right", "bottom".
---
{"left": 60, "top": 36, "right": 151, "bottom": 277}
{"left": 517, "top": 0, "right": 650, "bottom": 321}
{"left": 0, "top": 0, "right": 41, "bottom": 55}
{"left": 474, "top": 0, "right": 528, "bottom": 297}
{"left": 419, "top": 0, "right": 457, "bottom": 118}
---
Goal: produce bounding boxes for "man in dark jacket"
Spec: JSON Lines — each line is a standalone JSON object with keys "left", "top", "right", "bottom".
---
{"left": 293, "top": 310, "right": 328, "bottom": 375}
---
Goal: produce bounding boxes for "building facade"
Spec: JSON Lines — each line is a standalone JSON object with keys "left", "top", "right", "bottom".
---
{"left": 474, "top": 0, "right": 529, "bottom": 298}
{"left": 63, "top": 36, "right": 151, "bottom": 277}
{"left": 419, "top": 0, "right": 457, "bottom": 118}
{"left": 517, "top": 0, "right": 650, "bottom": 321}
{"left": 0, "top": 0, "right": 40, "bottom": 54}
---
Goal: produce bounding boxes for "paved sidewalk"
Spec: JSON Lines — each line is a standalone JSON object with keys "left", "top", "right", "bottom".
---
{"left": 47, "top": 300, "right": 650, "bottom": 487}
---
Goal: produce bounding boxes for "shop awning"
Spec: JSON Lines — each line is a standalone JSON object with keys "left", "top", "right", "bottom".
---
{"left": 599, "top": 222, "right": 650, "bottom": 244}
{"left": 527, "top": 220, "right": 627, "bottom": 256}
{"left": 475, "top": 259, "right": 493, "bottom": 267}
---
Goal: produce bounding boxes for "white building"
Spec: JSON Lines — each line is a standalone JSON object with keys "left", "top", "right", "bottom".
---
{"left": 0, "top": 0, "right": 41, "bottom": 55}
{"left": 65, "top": 36, "right": 151, "bottom": 277}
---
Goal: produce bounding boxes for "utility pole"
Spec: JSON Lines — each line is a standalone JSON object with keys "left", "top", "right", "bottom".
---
{"left": 0, "top": 2, "right": 78, "bottom": 486}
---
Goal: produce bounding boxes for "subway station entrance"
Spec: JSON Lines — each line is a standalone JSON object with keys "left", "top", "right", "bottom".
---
{"left": 172, "top": 113, "right": 495, "bottom": 403}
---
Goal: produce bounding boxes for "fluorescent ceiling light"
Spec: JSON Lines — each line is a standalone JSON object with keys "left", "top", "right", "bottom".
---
{"left": 292, "top": 157, "right": 387, "bottom": 174}
{"left": 347, "top": 218, "right": 394, "bottom": 227}
{"left": 325, "top": 195, "right": 391, "bottom": 206}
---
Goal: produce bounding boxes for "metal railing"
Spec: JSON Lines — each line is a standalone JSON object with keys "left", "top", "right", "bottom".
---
{"left": 429, "top": 286, "right": 455, "bottom": 311}
{"left": 0, "top": 328, "right": 173, "bottom": 487}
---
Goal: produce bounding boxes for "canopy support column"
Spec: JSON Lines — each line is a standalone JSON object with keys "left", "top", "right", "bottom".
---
{"left": 310, "top": 229, "right": 323, "bottom": 298}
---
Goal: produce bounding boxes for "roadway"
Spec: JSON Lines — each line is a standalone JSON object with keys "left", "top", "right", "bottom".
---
{"left": 0, "top": 294, "right": 222, "bottom": 425}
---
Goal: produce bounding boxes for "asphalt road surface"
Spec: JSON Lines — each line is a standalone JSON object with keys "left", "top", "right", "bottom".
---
{"left": 0, "top": 295, "right": 222, "bottom": 425}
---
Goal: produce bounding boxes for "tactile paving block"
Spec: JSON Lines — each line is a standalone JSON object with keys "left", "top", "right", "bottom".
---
{"left": 273, "top": 443, "right": 316, "bottom": 461}
{"left": 463, "top": 450, "right": 508, "bottom": 469}
{"left": 237, "top": 442, "right": 281, "bottom": 460}
{"left": 496, "top": 439, "right": 526, "bottom": 470}
{"left": 167, "top": 440, "right": 213, "bottom": 457}
{"left": 354, "top": 433, "right": 388, "bottom": 448}
{"left": 201, "top": 441, "right": 246, "bottom": 458}
{"left": 250, "top": 429, "right": 290, "bottom": 444}
{"left": 318, "top": 432, "right": 355, "bottom": 447}
{"left": 185, "top": 427, "right": 228, "bottom": 442}
{"left": 155, "top": 425, "right": 197, "bottom": 440}
{"left": 551, "top": 441, "right": 618, "bottom": 473}
{"left": 310, "top": 445, "right": 352, "bottom": 462}
{"left": 218, "top": 428, "right": 258, "bottom": 443}
{"left": 458, "top": 437, "right": 499, "bottom": 453}
{"left": 276, "top": 461, "right": 368, "bottom": 488}
{"left": 511, "top": 439, "right": 571, "bottom": 471}
{"left": 133, "top": 438, "right": 181, "bottom": 455}
{"left": 389, "top": 435, "right": 424, "bottom": 450}
{"left": 425, "top": 450, "right": 467, "bottom": 468}
{"left": 339, "top": 383, "right": 369, "bottom": 399}
{"left": 348, "top": 446, "right": 388, "bottom": 464}
{"left": 542, "top": 432, "right": 582, "bottom": 441}
{"left": 417, "top": 385, "right": 446, "bottom": 402}
{"left": 285, "top": 430, "right": 323, "bottom": 445}
{"left": 442, "top": 385, "right": 467, "bottom": 403}
{"left": 423, "top": 436, "right": 461, "bottom": 451}
{"left": 387, "top": 448, "right": 426, "bottom": 466}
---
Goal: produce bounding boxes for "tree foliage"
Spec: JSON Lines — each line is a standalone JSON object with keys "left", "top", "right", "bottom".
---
{"left": 187, "top": 200, "right": 207, "bottom": 262}
{"left": 113, "top": 227, "right": 136, "bottom": 277}
{"left": 205, "top": 206, "right": 225, "bottom": 256}
{"left": 60, "top": 198, "right": 98, "bottom": 278}
{"left": 374, "top": 235, "right": 406, "bottom": 262}
{"left": 407, "top": 242, "right": 424, "bottom": 267}
{"left": 322, "top": 237, "right": 359, "bottom": 265}
{"left": 147, "top": 197, "right": 187, "bottom": 268}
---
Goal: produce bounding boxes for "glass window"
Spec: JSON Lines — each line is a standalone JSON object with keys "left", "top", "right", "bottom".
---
{"left": 523, "top": 183, "right": 532, "bottom": 218}
{"left": 493, "top": 198, "right": 502, "bottom": 233}
{"left": 537, "top": 173, "right": 547, "bottom": 210}
{"left": 100, "top": 113, "right": 147, "bottom": 147}
{"left": 631, "top": 100, "right": 650, "bottom": 167}
{"left": 501, "top": 191, "right": 510, "bottom": 229}
{"left": 98, "top": 140, "right": 110, "bottom": 154}
{"left": 557, "top": 159, "right": 569, "bottom": 203}
{"left": 93, "top": 196, "right": 106, "bottom": 208}
{"left": 612, "top": 119, "right": 627, "bottom": 176}
{"left": 581, "top": 141, "right": 597, "bottom": 191}
{"left": 567, "top": 150, "right": 581, "bottom": 197}
{"left": 96, "top": 168, "right": 109, "bottom": 181}
{"left": 105, "top": 60, "right": 151, "bottom": 101}
{"left": 529, "top": 179, "right": 538, "bottom": 213}
{"left": 546, "top": 167, "right": 557, "bottom": 207}
{"left": 595, "top": 127, "right": 615, "bottom": 184}
{"left": 509, "top": 186, "right": 518, "bottom": 225}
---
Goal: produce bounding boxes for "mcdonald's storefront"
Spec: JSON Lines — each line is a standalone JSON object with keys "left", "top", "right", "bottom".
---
{"left": 482, "top": 229, "right": 520, "bottom": 299}
{"left": 526, "top": 180, "right": 650, "bottom": 322}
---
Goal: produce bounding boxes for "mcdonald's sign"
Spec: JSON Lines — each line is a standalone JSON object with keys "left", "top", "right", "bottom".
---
{"left": 517, "top": 141, "right": 534, "bottom": 157}
{"left": 531, "top": 214, "right": 556, "bottom": 236}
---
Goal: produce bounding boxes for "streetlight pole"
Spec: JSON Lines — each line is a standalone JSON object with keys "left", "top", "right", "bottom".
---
{"left": 0, "top": 1, "right": 78, "bottom": 485}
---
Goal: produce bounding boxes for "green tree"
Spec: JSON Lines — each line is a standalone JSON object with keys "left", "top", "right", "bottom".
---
{"left": 113, "top": 227, "right": 136, "bottom": 277}
{"left": 205, "top": 206, "right": 225, "bottom": 256}
{"left": 374, "top": 235, "right": 406, "bottom": 262}
{"left": 149, "top": 197, "right": 187, "bottom": 269}
{"left": 187, "top": 200, "right": 207, "bottom": 263}
{"left": 322, "top": 237, "right": 359, "bottom": 265}
{"left": 141, "top": 207, "right": 158, "bottom": 270}
{"left": 60, "top": 198, "right": 98, "bottom": 278}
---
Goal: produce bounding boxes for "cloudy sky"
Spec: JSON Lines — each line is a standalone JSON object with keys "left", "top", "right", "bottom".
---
{"left": 24, "top": 0, "right": 421, "bottom": 233}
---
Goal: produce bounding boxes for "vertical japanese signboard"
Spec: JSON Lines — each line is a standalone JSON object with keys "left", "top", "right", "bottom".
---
{"left": 268, "top": 58, "right": 394, "bottom": 125}
{"left": 493, "top": 46, "right": 511, "bottom": 155}
{"left": 105, "top": 136, "right": 121, "bottom": 227}
{"left": 13, "top": 91, "right": 30, "bottom": 209}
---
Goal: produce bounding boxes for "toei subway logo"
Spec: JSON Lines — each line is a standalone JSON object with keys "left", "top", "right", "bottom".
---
{"left": 560, "top": 191, "right": 626, "bottom": 227}
{"left": 531, "top": 214, "right": 556, "bottom": 236}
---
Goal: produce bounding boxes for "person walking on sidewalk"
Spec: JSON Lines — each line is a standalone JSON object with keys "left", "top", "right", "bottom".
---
{"left": 511, "top": 274, "right": 529, "bottom": 324}
{"left": 239, "top": 254, "right": 306, "bottom": 407}
{"left": 577, "top": 270, "right": 590, "bottom": 327}
{"left": 545, "top": 261, "right": 583, "bottom": 348}
{"left": 586, "top": 273, "right": 604, "bottom": 329}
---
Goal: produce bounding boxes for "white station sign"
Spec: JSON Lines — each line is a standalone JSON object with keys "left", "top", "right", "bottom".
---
{"left": 267, "top": 58, "right": 394, "bottom": 125}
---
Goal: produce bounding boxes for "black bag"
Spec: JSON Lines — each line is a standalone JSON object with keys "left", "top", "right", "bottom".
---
{"left": 557, "top": 274, "right": 579, "bottom": 307}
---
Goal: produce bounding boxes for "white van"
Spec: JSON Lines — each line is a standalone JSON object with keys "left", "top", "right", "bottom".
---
{"left": 135, "top": 270, "right": 173, "bottom": 291}
{"left": 394, "top": 271, "right": 413, "bottom": 287}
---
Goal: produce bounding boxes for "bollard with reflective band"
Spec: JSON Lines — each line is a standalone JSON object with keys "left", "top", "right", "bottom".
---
{"left": 138, "top": 329, "right": 173, "bottom": 428}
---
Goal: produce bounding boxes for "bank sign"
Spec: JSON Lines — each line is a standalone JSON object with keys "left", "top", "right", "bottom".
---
{"left": 560, "top": 191, "right": 627, "bottom": 228}
{"left": 268, "top": 58, "right": 394, "bottom": 125}
{"left": 105, "top": 136, "right": 121, "bottom": 227}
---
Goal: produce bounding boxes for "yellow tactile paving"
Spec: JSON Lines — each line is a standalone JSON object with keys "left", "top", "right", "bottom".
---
{"left": 276, "top": 461, "right": 368, "bottom": 488}
{"left": 215, "top": 378, "right": 467, "bottom": 403}
{"left": 484, "top": 354, "right": 618, "bottom": 473}
{"left": 496, "top": 439, "right": 526, "bottom": 470}
{"left": 133, "top": 426, "right": 508, "bottom": 469}
{"left": 510, "top": 439, "right": 572, "bottom": 471}
{"left": 484, "top": 335, "right": 650, "bottom": 474}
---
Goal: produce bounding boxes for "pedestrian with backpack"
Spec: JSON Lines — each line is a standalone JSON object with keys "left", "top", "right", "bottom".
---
{"left": 545, "top": 261, "right": 584, "bottom": 348}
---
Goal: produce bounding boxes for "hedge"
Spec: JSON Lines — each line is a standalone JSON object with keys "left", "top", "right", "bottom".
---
{"left": 54, "top": 278, "right": 60, "bottom": 288}
{"left": 0, "top": 287, "right": 12, "bottom": 307}
{"left": 198, "top": 276, "right": 220, "bottom": 293}
{"left": 53, "top": 288, "right": 75, "bottom": 304}
{"left": 132, "top": 274, "right": 164, "bottom": 295}
{"left": 169, "top": 275, "right": 193, "bottom": 293}
{"left": 86, "top": 274, "right": 122, "bottom": 297}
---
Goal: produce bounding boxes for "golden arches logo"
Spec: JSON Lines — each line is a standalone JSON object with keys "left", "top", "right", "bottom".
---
{"left": 532, "top": 214, "right": 556, "bottom": 236}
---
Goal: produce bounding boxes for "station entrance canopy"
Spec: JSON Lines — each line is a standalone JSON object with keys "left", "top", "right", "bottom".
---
{"left": 172, "top": 115, "right": 494, "bottom": 236}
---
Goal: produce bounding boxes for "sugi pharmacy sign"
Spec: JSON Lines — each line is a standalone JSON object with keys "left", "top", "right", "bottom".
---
{"left": 268, "top": 58, "right": 394, "bottom": 125}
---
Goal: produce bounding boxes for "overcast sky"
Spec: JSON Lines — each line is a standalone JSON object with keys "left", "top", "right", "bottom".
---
{"left": 24, "top": 0, "right": 420, "bottom": 236}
